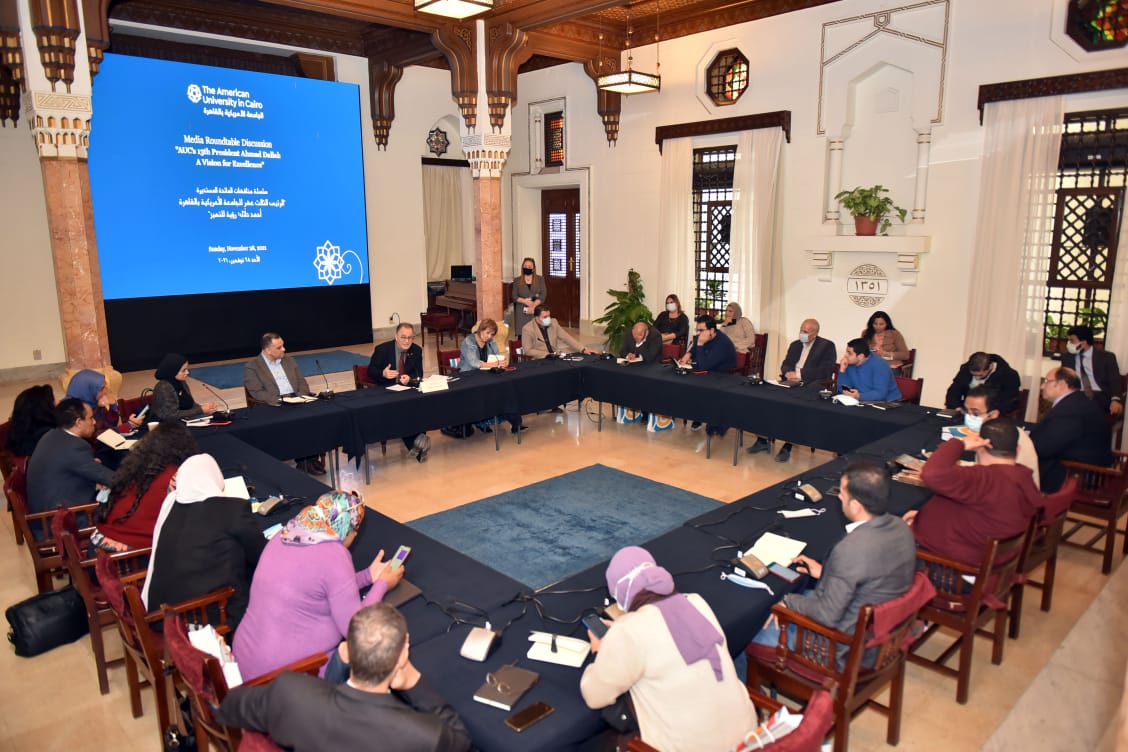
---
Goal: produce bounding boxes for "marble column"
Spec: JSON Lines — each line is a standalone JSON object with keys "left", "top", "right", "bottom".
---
{"left": 472, "top": 175, "right": 503, "bottom": 322}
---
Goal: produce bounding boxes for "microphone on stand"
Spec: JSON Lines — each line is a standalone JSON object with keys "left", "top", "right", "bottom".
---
{"left": 315, "top": 359, "right": 334, "bottom": 399}
{"left": 201, "top": 383, "right": 233, "bottom": 421}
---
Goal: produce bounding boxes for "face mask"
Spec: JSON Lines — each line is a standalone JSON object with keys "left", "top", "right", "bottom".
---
{"left": 964, "top": 414, "right": 984, "bottom": 433}
{"left": 522, "top": 268, "right": 534, "bottom": 275}
{"left": 666, "top": 303, "right": 677, "bottom": 313}
{"left": 539, "top": 317, "right": 552, "bottom": 328}
{"left": 798, "top": 332, "right": 810, "bottom": 344}
{"left": 1066, "top": 342, "right": 1080, "bottom": 355}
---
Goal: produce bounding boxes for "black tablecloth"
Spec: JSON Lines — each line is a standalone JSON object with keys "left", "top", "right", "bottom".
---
{"left": 191, "top": 399, "right": 355, "bottom": 462}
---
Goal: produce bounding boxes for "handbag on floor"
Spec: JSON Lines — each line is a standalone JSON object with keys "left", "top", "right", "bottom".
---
{"left": 6, "top": 585, "right": 88, "bottom": 657}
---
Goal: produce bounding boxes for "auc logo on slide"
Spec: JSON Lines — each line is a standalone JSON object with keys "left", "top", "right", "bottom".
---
{"left": 313, "top": 240, "right": 365, "bottom": 286}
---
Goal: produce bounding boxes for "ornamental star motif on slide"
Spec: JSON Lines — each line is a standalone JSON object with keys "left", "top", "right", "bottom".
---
{"left": 312, "top": 240, "right": 365, "bottom": 286}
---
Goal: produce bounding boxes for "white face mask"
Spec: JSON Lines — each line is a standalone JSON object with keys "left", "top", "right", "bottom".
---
{"left": 798, "top": 332, "right": 811, "bottom": 344}
{"left": 539, "top": 317, "right": 552, "bottom": 328}
{"left": 666, "top": 302, "right": 677, "bottom": 313}
{"left": 964, "top": 413, "right": 984, "bottom": 433}
{"left": 1066, "top": 342, "right": 1081, "bottom": 355}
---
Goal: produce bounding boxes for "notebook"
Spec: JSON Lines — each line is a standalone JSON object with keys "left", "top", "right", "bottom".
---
{"left": 382, "top": 579, "right": 422, "bottom": 608}
{"left": 472, "top": 663, "right": 539, "bottom": 710}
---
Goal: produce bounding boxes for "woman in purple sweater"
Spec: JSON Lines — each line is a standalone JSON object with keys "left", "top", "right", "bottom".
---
{"left": 233, "top": 491, "right": 404, "bottom": 682}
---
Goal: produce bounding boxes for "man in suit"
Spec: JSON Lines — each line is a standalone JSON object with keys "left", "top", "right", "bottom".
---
{"left": 368, "top": 323, "right": 431, "bottom": 462}
{"left": 1031, "top": 366, "right": 1113, "bottom": 492}
{"left": 908, "top": 417, "right": 1045, "bottom": 565}
{"left": 26, "top": 398, "right": 115, "bottom": 517}
{"left": 944, "top": 351, "right": 1022, "bottom": 415}
{"left": 1061, "top": 325, "right": 1123, "bottom": 416}
{"left": 618, "top": 321, "right": 663, "bottom": 364}
{"left": 218, "top": 603, "right": 471, "bottom": 752}
{"left": 244, "top": 332, "right": 312, "bottom": 404}
{"left": 245, "top": 332, "right": 325, "bottom": 472}
{"left": 521, "top": 305, "right": 597, "bottom": 359}
{"left": 752, "top": 462, "right": 916, "bottom": 644}
{"left": 748, "top": 318, "right": 837, "bottom": 461}
{"left": 678, "top": 316, "right": 736, "bottom": 435}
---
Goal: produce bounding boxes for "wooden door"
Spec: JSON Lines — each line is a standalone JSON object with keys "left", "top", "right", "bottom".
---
{"left": 540, "top": 188, "right": 581, "bottom": 328}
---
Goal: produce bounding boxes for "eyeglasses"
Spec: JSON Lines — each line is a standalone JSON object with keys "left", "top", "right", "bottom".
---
{"left": 1040, "top": 377, "right": 1062, "bottom": 384}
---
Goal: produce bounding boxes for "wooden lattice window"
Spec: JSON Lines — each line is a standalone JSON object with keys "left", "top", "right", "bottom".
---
{"left": 544, "top": 111, "right": 564, "bottom": 167}
{"left": 706, "top": 49, "right": 749, "bottom": 106}
{"left": 692, "top": 146, "right": 736, "bottom": 315}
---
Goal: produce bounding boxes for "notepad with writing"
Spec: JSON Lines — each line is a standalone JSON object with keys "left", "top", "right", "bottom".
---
{"left": 746, "top": 531, "right": 806, "bottom": 568}
{"left": 472, "top": 664, "right": 539, "bottom": 710}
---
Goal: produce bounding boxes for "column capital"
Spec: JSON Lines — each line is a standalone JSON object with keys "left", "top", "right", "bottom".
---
{"left": 461, "top": 131, "right": 511, "bottom": 178}
{"left": 28, "top": 88, "right": 90, "bottom": 159}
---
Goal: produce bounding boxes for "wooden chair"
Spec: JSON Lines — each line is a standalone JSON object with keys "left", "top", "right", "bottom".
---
{"left": 627, "top": 688, "right": 836, "bottom": 752}
{"left": 908, "top": 529, "right": 1027, "bottom": 703}
{"left": 117, "top": 390, "right": 153, "bottom": 423}
{"left": 2, "top": 450, "right": 25, "bottom": 545}
{"left": 6, "top": 462, "right": 97, "bottom": 592}
{"left": 509, "top": 338, "right": 528, "bottom": 366}
{"left": 1006, "top": 388, "right": 1030, "bottom": 422}
{"left": 731, "top": 349, "right": 751, "bottom": 376}
{"left": 748, "top": 333, "right": 768, "bottom": 381}
{"left": 898, "top": 348, "right": 916, "bottom": 378}
{"left": 661, "top": 343, "right": 684, "bottom": 364}
{"left": 894, "top": 376, "right": 923, "bottom": 405}
{"left": 419, "top": 309, "right": 458, "bottom": 347}
{"left": 51, "top": 507, "right": 150, "bottom": 694}
{"left": 1061, "top": 450, "right": 1128, "bottom": 574}
{"left": 745, "top": 571, "right": 936, "bottom": 752}
{"left": 163, "top": 612, "right": 327, "bottom": 752}
{"left": 1008, "top": 477, "right": 1079, "bottom": 639}
{"left": 437, "top": 349, "right": 461, "bottom": 376}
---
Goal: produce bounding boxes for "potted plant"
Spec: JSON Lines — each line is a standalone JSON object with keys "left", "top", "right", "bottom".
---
{"left": 593, "top": 269, "right": 654, "bottom": 354}
{"left": 1044, "top": 314, "right": 1070, "bottom": 356}
{"left": 1077, "top": 305, "right": 1108, "bottom": 342}
{"left": 834, "top": 185, "right": 908, "bottom": 236}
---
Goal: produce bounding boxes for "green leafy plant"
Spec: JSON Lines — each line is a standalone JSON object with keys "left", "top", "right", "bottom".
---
{"left": 593, "top": 269, "right": 654, "bottom": 354}
{"left": 1077, "top": 305, "right": 1108, "bottom": 338}
{"left": 834, "top": 185, "right": 908, "bottom": 234}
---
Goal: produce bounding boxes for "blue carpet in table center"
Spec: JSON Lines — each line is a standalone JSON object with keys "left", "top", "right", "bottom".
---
{"left": 408, "top": 464, "right": 723, "bottom": 590}
{"left": 188, "top": 350, "right": 370, "bottom": 389}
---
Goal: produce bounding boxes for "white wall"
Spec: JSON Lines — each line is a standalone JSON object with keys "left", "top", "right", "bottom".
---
{"left": 506, "top": 0, "right": 1128, "bottom": 405}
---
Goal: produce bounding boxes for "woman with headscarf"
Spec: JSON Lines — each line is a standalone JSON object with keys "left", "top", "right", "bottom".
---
{"left": 142, "top": 454, "right": 265, "bottom": 631}
{"left": 5, "top": 384, "right": 56, "bottom": 457}
{"left": 66, "top": 369, "right": 143, "bottom": 435}
{"left": 233, "top": 491, "right": 405, "bottom": 683}
{"left": 718, "top": 302, "right": 757, "bottom": 353}
{"left": 580, "top": 547, "right": 755, "bottom": 752}
{"left": 150, "top": 354, "right": 218, "bottom": 422}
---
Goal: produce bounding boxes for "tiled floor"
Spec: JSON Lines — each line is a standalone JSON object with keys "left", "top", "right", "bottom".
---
{"left": 1, "top": 338, "right": 1125, "bottom": 750}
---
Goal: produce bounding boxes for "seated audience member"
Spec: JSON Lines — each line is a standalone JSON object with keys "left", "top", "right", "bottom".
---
{"left": 244, "top": 332, "right": 313, "bottom": 403}
{"left": 861, "top": 310, "right": 911, "bottom": 369}
{"left": 718, "top": 302, "right": 756, "bottom": 353}
{"left": 749, "top": 318, "right": 837, "bottom": 462}
{"left": 679, "top": 316, "right": 737, "bottom": 435}
{"left": 92, "top": 421, "right": 199, "bottom": 552}
{"left": 838, "top": 337, "right": 901, "bottom": 402}
{"left": 654, "top": 293, "right": 690, "bottom": 349}
{"left": 1061, "top": 325, "right": 1123, "bottom": 415}
{"left": 368, "top": 323, "right": 431, "bottom": 462}
{"left": 459, "top": 318, "right": 524, "bottom": 433}
{"left": 66, "top": 368, "right": 143, "bottom": 436}
{"left": 908, "top": 418, "right": 1043, "bottom": 566}
{"left": 1031, "top": 367, "right": 1113, "bottom": 493}
{"left": 580, "top": 547, "right": 755, "bottom": 752}
{"left": 234, "top": 492, "right": 405, "bottom": 683}
{"left": 218, "top": 603, "right": 472, "bottom": 752}
{"left": 521, "top": 305, "right": 597, "bottom": 358}
{"left": 751, "top": 462, "right": 916, "bottom": 647}
{"left": 142, "top": 454, "right": 266, "bottom": 631}
{"left": 151, "top": 354, "right": 218, "bottom": 422}
{"left": 944, "top": 351, "right": 1022, "bottom": 415}
{"left": 619, "top": 321, "right": 663, "bottom": 364}
{"left": 244, "top": 332, "right": 324, "bottom": 474}
{"left": 962, "top": 386, "right": 1040, "bottom": 487}
{"left": 26, "top": 397, "right": 114, "bottom": 516}
{"left": 5, "top": 384, "right": 56, "bottom": 458}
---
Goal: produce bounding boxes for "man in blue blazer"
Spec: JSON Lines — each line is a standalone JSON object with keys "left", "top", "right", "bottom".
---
{"left": 26, "top": 397, "right": 114, "bottom": 517}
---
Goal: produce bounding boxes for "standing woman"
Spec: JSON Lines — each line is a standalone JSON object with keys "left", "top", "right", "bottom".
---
{"left": 861, "top": 310, "right": 911, "bottom": 369}
{"left": 512, "top": 257, "right": 546, "bottom": 336}
{"left": 654, "top": 294, "right": 690, "bottom": 350}
{"left": 150, "top": 353, "right": 218, "bottom": 422}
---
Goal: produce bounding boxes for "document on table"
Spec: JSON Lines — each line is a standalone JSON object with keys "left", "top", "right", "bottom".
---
{"left": 97, "top": 429, "right": 136, "bottom": 451}
{"left": 385, "top": 384, "right": 412, "bottom": 392}
{"left": 746, "top": 531, "right": 806, "bottom": 568}
{"left": 281, "top": 395, "right": 318, "bottom": 404}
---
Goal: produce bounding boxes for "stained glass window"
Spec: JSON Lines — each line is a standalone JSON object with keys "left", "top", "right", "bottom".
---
{"left": 544, "top": 111, "right": 564, "bottom": 167}
{"left": 1067, "top": 0, "right": 1128, "bottom": 51}
{"left": 706, "top": 49, "right": 749, "bottom": 107}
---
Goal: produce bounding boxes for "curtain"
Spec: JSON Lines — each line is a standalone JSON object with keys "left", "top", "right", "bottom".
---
{"left": 729, "top": 127, "right": 785, "bottom": 371}
{"left": 963, "top": 96, "right": 1064, "bottom": 420}
{"left": 656, "top": 138, "right": 694, "bottom": 312}
{"left": 422, "top": 164, "right": 468, "bottom": 282}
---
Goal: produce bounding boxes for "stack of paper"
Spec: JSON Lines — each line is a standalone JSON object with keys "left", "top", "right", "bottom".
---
{"left": 418, "top": 375, "right": 450, "bottom": 393}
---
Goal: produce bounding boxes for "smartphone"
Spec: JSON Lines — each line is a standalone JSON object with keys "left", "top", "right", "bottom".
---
{"left": 768, "top": 562, "right": 802, "bottom": 584}
{"left": 389, "top": 545, "right": 411, "bottom": 571}
{"left": 581, "top": 613, "right": 609, "bottom": 639}
{"left": 136, "top": 404, "right": 150, "bottom": 418}
{"left": 505, "top": 701, "right": 554, "bottom": 732}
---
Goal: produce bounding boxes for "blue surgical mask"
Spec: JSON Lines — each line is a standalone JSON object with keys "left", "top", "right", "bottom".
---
{"left": 539, "top": 317, "right": 552, "bottom": 328}
{"left": 798, "top": 332, "right": 811, "bottom": 344}
{"left": 964, "top": 413, "right": 983, "bottom": 433}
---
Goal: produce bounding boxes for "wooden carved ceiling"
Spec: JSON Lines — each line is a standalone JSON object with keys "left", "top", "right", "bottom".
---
{"left": 99, "top": 0, "right": 840, "bottom": 145}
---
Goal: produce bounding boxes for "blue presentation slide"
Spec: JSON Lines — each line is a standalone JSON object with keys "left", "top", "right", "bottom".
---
{"left": 90, "top": 53, "right": 369, "bottom": 300}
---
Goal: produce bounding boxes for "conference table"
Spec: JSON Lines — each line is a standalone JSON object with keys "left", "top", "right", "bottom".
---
{"left": 184, "top": 356, "right": 951, "bottom": 751}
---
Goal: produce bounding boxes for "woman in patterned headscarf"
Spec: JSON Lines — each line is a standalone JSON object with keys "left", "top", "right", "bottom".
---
{"left": 234, "top": 491, "right": 405, "bottom": 683}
